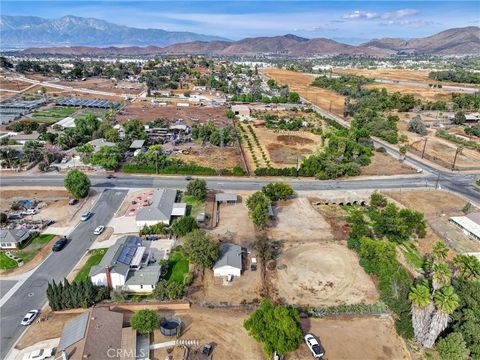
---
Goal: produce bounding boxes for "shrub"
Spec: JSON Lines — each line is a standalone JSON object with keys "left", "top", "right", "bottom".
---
{"left": 130, "top": 310, "right": 159, "bottom": 334}
{"left": 436, "top": 332, "right": 469, "bottom": 360}
{"left": 171, "top": 216, "right": 198, "bottom": 237}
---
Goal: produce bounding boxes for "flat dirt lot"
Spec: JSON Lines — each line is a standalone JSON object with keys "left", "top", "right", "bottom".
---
{"left": 151, "top": 306, "right": 264, "bottom": 360}
{"left": 188, "top": 266, "right": 262, "bottom": 306}
{"left": 209, "top": 198, "right": 255, "bottom": 247}
{"left": 268, "top": 197, "right": 333, "bottom": 242}
{"left": 261, "top": 68, "right": 345, "bottom": 117}
{"left": 56, "top": 78, "right": 144, "bottom": 95}
{"left": 0, "top": 77, "right": 33, "bottom": 91}
{"left": 383, "top": 190, "right": 480, "bottom": 254}
{"left": 290, "top": 315, "right": 411, "bottom": 360}
{"left": 334, "top": 67, "right": 480, "bottom": 89}
{"left": 360, "top": 152, "right": 417, "bottom": 176}
{"left": 274, "top": 243, "right": 379, "bottom": 306}
{"left": 365, "top": 83, "right": 452, "bottom": 102}
{"left": 174, "top": 144, "right": 244, "bottom": 170}
{"left": 117, "top": 103, "right": 230, "bottom": 125}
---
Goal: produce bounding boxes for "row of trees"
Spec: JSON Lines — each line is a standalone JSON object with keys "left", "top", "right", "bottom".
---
{"left": 429, "top": 70, "right": 480, "bottom": 85}
{"left": 190, "top": 121, "right": 236, "bottom": 146}
{"left": 47, "top": 279, "right": 109, "bottom": 310}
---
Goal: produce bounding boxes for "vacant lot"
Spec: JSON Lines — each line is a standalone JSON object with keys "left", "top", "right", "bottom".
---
{"left": 151, "top": 306, "right": 264, "bottom": 360}
{"left": 0, "top": 77, "right": 33, "bottom": 91}
{"left": 261, "top": 68, "right": 345, "bottom": 117}
{"left": 268, "top": 197, "right": 332, "bottom": 242}
{"left": 360, "top": 152, "right": 417, "bottom": 176}
{"left": 117, "top": 103, "right": 230, "bottom": 125}
{"left": 365, "top": 83, "right": 452, "bottom": 102}
{"left": 174, "top": 144, "right": 243, "bottom": 170}
{"left": 383, "top": 190, "right": 480, "bottom": 254}
{"left": 57, "top": 77, "right": 144, "bottom": 95}
{"left": 290, "top": 315, "right": 411, "bottom": 360}
{"left": 274, "top": 242, "right": 378, "bottom": 306}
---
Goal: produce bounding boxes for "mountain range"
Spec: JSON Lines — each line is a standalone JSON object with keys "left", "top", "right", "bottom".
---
{"left": 2, "top": 15, "right": 479, "bottom": 57}
{"left": 0, "top": 15, "right": 227, "bottom": 48}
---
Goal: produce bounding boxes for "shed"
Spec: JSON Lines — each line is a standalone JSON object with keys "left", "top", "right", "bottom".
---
{"left": 213, "top": 243, "right": 242, "bottom": 277}
{"left": 130, "top": 139, "right": 145, "bottom": 150}
{"left": 450, "top": 212, "right": 480, "bottom": 241}
{"left": 215, "top": 193, "right": 238, "bottom": 204}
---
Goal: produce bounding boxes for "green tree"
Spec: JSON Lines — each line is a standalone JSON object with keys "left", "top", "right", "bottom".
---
{"left": 262, "top": 183, "right": 295, "bottom": 201}
{"left": 124, "top": 119, "right": 146, "bottom": 140}
{"left": 225, "top": 109, "right": 235, "bottom": 119}
{"left": 288, "top": 92, "right": 300, "bottom": 103}
{"left": 130, "top": 310, "right": 159, "bottom": 334}
{"left": 369, "top": 191, "right": 387, "bottom": 210}
{"left": 407, "top": 115, "right": 427, "bottom": 135}
{"left": 246, "top": 191, "right": 271, "bottom": 229}
{"left": 244, "top": 299, "right": 303, "bottom": 356}
{"left": 436, "top": 332, "right": 469, "bottom": 360}
{"left": 186, "top": 179, "right": 207, "bottom": 201}
{"left": 183, "top": 229, "right": 219, "bottom": 268}
{"left": 453, "top": 254, "right": 480, "bottom": 281}
{"left": 453, "top": 111, "right": 466, "bottom": 125}
{"left": 409, "top": 283, "right": 434, "bottom": 346}
{"left": 171, "top": 216, "right": 199, "bottom": 237}
{"left": 64, "top": 169, "right": 90, "bottom": 199}
{"left": 86, "top": 145, "right": 121, "bottom": 170}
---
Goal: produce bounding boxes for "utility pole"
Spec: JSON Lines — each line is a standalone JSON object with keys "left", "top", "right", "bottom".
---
{"left": 451, "top": 147, "right": 462, "bottom": 170}
{"left": 155, "top": 151, "right": 158, "bottom": 175}
{"left": 421, "top": 137, "right": 428, "bottom": 159}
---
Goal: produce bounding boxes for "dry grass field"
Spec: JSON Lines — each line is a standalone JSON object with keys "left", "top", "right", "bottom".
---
{"left": 365, "top": 83, "right": 452, "bottom": 102}
{"left": 57, "top": 77, "right": 144, "bottom": 95}
{"left": 261, "top": 68, "right": 345, "bottom": 116}
{"left": 174, "top": 144, "right": 244, "bottom": 170}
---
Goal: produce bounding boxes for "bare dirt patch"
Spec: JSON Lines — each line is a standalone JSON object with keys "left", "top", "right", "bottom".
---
{"left": 261, "top": 68, "right": 345, "bottom": 117}
{"left": 290, "top": 315, "right": 411, "bottom": 360}
{"left": 188, "top": 267, "right": 262, "bottom": 306}
{"left": 360, "top": 152, "right": 417, "bottom": 176}
{"left": 151, "top": 306, "right": 264, "bottom": 360}
{"left": 15, "top": 312, "right": 79, "bottom": 350}
{"left": 174, "top": 144, "right": 243, "bottom": 170}
{"left": 273, "top": 243, "right": 378, "bottom": 307}
{"left": 268, "top": 197, "right": 332, "bottom": 242}
{"left": 0, "top": 77, "right": 32, "bottom": 91}
{"left": 276, "top": 134, "right": 314, "bottom": 146}
{"left": 267, "top": 143, "right": 310, "bottom": 165}
{"left": 117, "top": 103, "right": 230, "bottom": 126}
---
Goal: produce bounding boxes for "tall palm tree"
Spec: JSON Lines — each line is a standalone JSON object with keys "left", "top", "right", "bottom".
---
{"left": 408, "top": 283, "right": 434, "bottom": 346}
{"left": 431, "top": 241, "right": 449, "bottom": 263}
{"left": 453, "top": 254, "right": 480, "bottom": 281}
{"left": 423, "top": 285, "right": 460, "bottom": 348}
{"left": 431, "top": 262, "right": 452, "bottom": 290}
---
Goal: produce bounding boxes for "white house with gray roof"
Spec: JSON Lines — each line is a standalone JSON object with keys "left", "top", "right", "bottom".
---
{"left": 213, "top": 243, "right": 243, "bottom": 277}
{"left": 89, "top": 236, "right": 165, "bottom": 293}
{"left": 136, "top": 188, "right": 186, "bottom": 227}
{"left": 0, "top": 229, "right": 31, "bottom": 249}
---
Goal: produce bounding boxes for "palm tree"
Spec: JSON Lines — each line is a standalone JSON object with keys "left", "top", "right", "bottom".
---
{"left": 408, "top": 283, "right": 434, "bottom": 346}
{"left": 431, "top": 241, "right": 449, "bottom": 263}
{"left": 453, "top": 254, "right": 480, "bottom": 281}
{"left": 423, "top": 285, "right": 460, "bottom": 348}
{"left": 431, "top": 262, "right": 452, "bottom": 290}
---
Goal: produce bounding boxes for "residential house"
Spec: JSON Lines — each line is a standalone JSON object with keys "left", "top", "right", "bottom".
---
{"left": 136, "top": 188, "right": 186, "bottom": 227}
{"left": 215, "top": 193, "right": 238, "bottom": 204}
{"left": 0, "top": 229, "right": 31, "bottom": 249}
{"left": 213, "top": 243, "right": 243, "bottom": 277}
{"left": 89, "top": 235, "right": 165, "bottom": 293}
{"left": 58, "top": 307, "right": 138, "bottom": 360}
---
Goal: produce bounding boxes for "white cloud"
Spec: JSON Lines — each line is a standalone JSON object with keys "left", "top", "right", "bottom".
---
{"left": 381, "top": 19, "right": 434, "bottom": 28}
{"left": 381, "top": 9, "right": 419, "bottom": 20}
{"left": 343, "top": 10, "right": 379, "bottom": 20}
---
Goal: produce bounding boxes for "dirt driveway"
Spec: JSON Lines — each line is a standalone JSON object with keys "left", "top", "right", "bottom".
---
{"left": 269, "top": 197, "right": 332, "bottom": 242}
{"left": 273, "top": 243, "right": 378, "bottom": 307}
{"left": 290, "top": 315, "right": 411, "bottom": 360}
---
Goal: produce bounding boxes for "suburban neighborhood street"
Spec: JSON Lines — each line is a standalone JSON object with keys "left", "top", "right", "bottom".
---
{"left": 0, "top": 189, "right": 127, "bottom": 360}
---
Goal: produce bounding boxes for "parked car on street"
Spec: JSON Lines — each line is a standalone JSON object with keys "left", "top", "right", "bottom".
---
{"left": 52, "top": 237, "right": 68, "bottom": 252}
{"left": 94, "top": 226, "right": 105, "bottom": 235}
{"left": 304, "top": 334, "right": 325, "bottom": 358}
{"left": 81, "top": 211, "right": 92, "bottom": 221}
{"left": 21, "top": 310, "right": 39, "bottom": 326}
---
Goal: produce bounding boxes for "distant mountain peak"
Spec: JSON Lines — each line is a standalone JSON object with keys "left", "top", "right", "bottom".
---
{"left": 0, "top": 14, "right": 229, "bottom": 49}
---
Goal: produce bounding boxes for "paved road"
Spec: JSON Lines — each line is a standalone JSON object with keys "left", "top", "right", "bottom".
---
{"left": 0, "top": 189, "right": 127, "bottom": 360}
{"left": 0, "top": 281, "right": 17, "bottom": 299}
{"left": 2, "top": 172, "right": 479, "bottom": 203}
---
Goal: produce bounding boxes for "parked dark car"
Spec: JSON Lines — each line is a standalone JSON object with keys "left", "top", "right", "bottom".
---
{"left": 106, "top": 174, "right": 116, "bottom": 179}
{"left": 185, "top": 176, "right": 193, "bottom": 181}
{"left": 68, "top": 198, "right": 78, "bottom": 206}
{"left": 52, "top": 237, "right": 68, "bottom": 252}
{"left": 202, "top": 344, "right": 212, "bottom": 356}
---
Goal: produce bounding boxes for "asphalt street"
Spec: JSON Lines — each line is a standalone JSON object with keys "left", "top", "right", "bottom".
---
{"left": 0, "top": 189, "right": 127, "bottom": 360}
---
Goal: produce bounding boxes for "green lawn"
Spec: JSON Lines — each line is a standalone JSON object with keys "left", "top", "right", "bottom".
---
{"left": 74, "top": 248, "right": 107, "bottom": 283}
{"left": 165, "top": 249, "right": 189, "bottom": 284}
{"left": 30, "top": 233, "right": 56, "bottom": 245}
{"left": 182, "top": 195, "right": 204, "bottom": 217}
{"left": 401, "top": 242, "right": 424, "bottom": 270}
{"left": 0, "top": 252, "right": 18, "bottom": 269}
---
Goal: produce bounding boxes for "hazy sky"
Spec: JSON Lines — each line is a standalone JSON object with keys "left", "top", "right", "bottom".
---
{"left": 2, "top": 1, "right": 479, "bottom": 44}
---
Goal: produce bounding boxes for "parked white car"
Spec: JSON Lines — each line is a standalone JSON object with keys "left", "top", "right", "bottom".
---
{"left": 22, "top": 209, "right": 36, "bottom": 216}
{"left": 94, "top": 226, "right": 105, "bottom": 235}
{"left": 304, "top": 334, "right": 325, "bottom": 358}
{"left": 21, "top": 309, "right": 39, "bottom": 326}
{"left": 23, "top": 348, "right": 54, "bottom": 360}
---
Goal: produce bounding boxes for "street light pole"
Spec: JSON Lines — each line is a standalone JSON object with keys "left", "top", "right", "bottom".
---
{"left": 451, "top": 147, "right": 461, "bottom": 170}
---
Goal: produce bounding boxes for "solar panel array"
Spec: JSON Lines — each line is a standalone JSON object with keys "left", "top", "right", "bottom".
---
{"left": 57, "top": 98, "right": 120, "bottom": 109}
{"left": 117, "top": 245, "right": 137, "bottom": 265}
